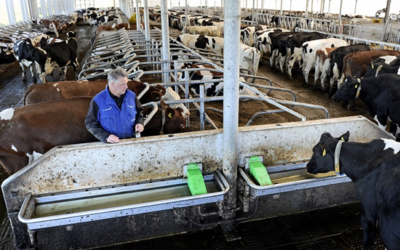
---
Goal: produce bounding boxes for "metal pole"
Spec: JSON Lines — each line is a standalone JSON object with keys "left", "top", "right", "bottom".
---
{"left": 160, "top": 0, "right": 170, "bottom": 83}
{"left": 339, "top": 0, "right": 343, "bottom": 26}
{"left": 143, "top": 0, "right": 151, "bottom": 41}
{"left": 305, "top": 0, "right": 309, "bottom": 18}
{"left": 252, "top": 0, "right": 256, "bottom": 24}
{"left": 135, "top": 0, "right": 141, "bottom": 30}
{"left": 383, "top": 0, "right": 392, "bottom": 41}
{"left": 280, "top": 0, "right": 283, "bottom": 17}
{"left": 320, "top": 0, "right": 325, "bottom": 13}
{"left": 311, "top": 0, "right": 314, "bottom": 15}
{"left": 290, "top": 0, "right": 292, "bottom": 12}
{"left": 261, "top": 0, "right": 264, "bottom": 13}
{"left": 222, "top": 0, "right": 239, "bottom": 221}
{"left": 328, "top": 0, "right": 331, "bottom": 14}
{"left": 354, "top": 0, "right": 358, "bottom": 15}
{"left": 185, "top": 0, "right": 188, "bottom": 32}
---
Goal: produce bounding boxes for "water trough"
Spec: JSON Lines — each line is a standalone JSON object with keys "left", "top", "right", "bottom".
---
{"left": 2, "top": 115, "right": 394, "bottom": 249}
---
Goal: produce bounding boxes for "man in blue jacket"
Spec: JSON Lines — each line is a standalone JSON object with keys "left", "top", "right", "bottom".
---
{"left": 85, "top": 67, "right": 144, "bottom": 143}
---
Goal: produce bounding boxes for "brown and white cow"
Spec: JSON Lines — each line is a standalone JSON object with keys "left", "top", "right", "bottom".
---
{"left": 23, "top": 80, "right": 166, "bottom": 105}
{"left": 23, "top": 80, "right": 190, "bottom": 118}
{"left": 338, "top": 50, "right": 400, "bottom": 88}
{"left": 0, "top": 98, "right": 186, "bottom": 175}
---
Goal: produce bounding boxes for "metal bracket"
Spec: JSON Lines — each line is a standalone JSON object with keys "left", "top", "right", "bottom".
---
{"left": 183, "top": 163, "right": 203, "bottom": 178}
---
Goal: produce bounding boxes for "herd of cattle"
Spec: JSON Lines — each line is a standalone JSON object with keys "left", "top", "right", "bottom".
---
{"left": 165, "top": 12, "right": 400, "bottom": 138}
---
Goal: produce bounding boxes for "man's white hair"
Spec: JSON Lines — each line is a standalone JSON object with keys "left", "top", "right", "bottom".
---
{"left": 108, "top": 66, "right": 127, "bottom": 84}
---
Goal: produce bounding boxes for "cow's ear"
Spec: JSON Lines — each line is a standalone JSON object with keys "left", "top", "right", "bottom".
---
{"left": 339, "top": 131, "right": 350, "bottom": 142}
{"left": 320, "top": 132, "right": 332, "bottom": 143}
{"left": 166, "top": 107, "right": 175, "bottom": 118}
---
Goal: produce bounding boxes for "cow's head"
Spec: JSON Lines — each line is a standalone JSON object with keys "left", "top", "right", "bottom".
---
{"left": 161, "top": 87, "right": 190, "bottom": 118}
{"left": 332, "top": 76, "right": 360, "bottom": 102}
{"left": 307, "top": 131, "right": 350, "bottom": 174}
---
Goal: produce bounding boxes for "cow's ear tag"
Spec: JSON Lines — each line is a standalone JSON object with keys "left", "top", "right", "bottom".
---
{"left": 322, "top": 149, "right": 326, "bottom": 156}
{"left": 168, "top": 113, "right": 173, "bottom": 118}
{"left": 341, "top": 137, "right": 345, "bottom": 142}
{"left": 371, "top": 64, "right": 374, "bottom": 69}
{"left": 354, "top": 84, "right": 358, "bottom": 88}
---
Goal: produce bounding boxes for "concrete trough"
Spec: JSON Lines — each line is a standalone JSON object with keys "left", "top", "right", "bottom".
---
{"left": 2, "top": 115, "right": 393, "bottom": 249}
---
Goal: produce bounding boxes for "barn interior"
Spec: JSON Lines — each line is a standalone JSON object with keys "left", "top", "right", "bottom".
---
{"left": 0, "top": 0, "right": 399, "bottom": 249}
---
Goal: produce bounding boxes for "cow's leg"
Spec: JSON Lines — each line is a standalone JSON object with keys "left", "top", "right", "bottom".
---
{"left": 269, "top": 49, "right": 277, "bottom": 69}
{"left": 321, "top": 71, "right": 327, "bottom": 91}
{"left": 19, "top": 63, "right": 27, "bottom": 82}
{"left": 337, "top": 73, "right": 346, "bottom": 90}
{"left": 279, "top": 55, "right": 286, "bottom": 73}
{"left": 39, "top": 73, "right": 46, "bottom": 83}
{"left": 275, "top": 53, "right": 281, "bottom": 71}
{"left": 303, "top": 66, "right": 310, "bottom": 85}
{"left": 314, "top": 66, "right": 321, "bottom": 90}
{"left": 63, "top": 66, "right": 68, "bottom": 80}
{"left": 29, "top": 65, "right": 36, "bottom": 83}
{"left": 360, "top": 211, "right": 375, "bottom": 250}
{"left": 374, "top": 115, "right": 388, "bottom": 131}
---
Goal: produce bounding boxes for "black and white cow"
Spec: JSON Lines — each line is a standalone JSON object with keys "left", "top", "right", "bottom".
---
{"left": 178, "top": 63, "right": 259, "bottom": 98}
{"left": 286, "top": 32, "right": 326, "bottom": 78}
{"left": 333, "top": 75, "right": 400, "bottom": 134}
{"left": 302, "top": 38, "right": 349, "bottom": 85}
{"left": 97, "top": 14, "right": 118, "bottom": 26}
{"left": 31, "top": 35, "right": 79, "bottom": 83}
{"left": 328, "top": 44, "right": 371, "bottom": 88}
{"left": 307, "top": 131, "right": 400, "bottom": 250}
{"left": 14, "top": 38, "right": 37, "bottom": 82}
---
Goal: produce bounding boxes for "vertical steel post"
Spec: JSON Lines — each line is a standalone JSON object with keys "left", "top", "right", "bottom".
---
{"left": 222, "top": 0, "right": 240, "bottom": 221}
{"left": 161, "top": 0, "right": 170, "bottom": 83}
{"left": 383, "top": 0, "right": 392, "bottom": 41}
{"left": 5, "top": 0, "right": 16, "bottom": 24}
{"left": 354, "top": 0, "right": 358, "bottom": 15}
{"left": 320, "top": 0, "right": 325, "bottom": 13}
{"left": 252, "top": 0, "right": 256, "bottom": 24}
{"left": 199, "top": 85, "right": 205, "bottom": 131}
{"left": 280, "top": 0, "right": 283, "bottom": 17}
{"left": 311, "top": 0, "right": 314, "bottom": 15}
{"left": 143, "top": 0, "right": 151, "bottom": 41}
{"left": 135, "top": 0, "right": 141, "bottom": 30}
{"left": 328, "top": 0, "right": 331, "bottom": 14}
{"left": 186, "top": 0, "right": 189, "bottom": 30}
{"left": 339, "top": 0, "right": 343, "bottom": 26}
{"left": 305, "top": 0, "right": 309, "bottom": 18}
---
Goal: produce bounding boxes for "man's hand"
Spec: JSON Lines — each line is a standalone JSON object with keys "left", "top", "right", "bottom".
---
{"left": 135, "top": 124, "right": 144, "bottom": 133}
{"left": 107, "top": 134, "right": 120, "bottom": 143}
